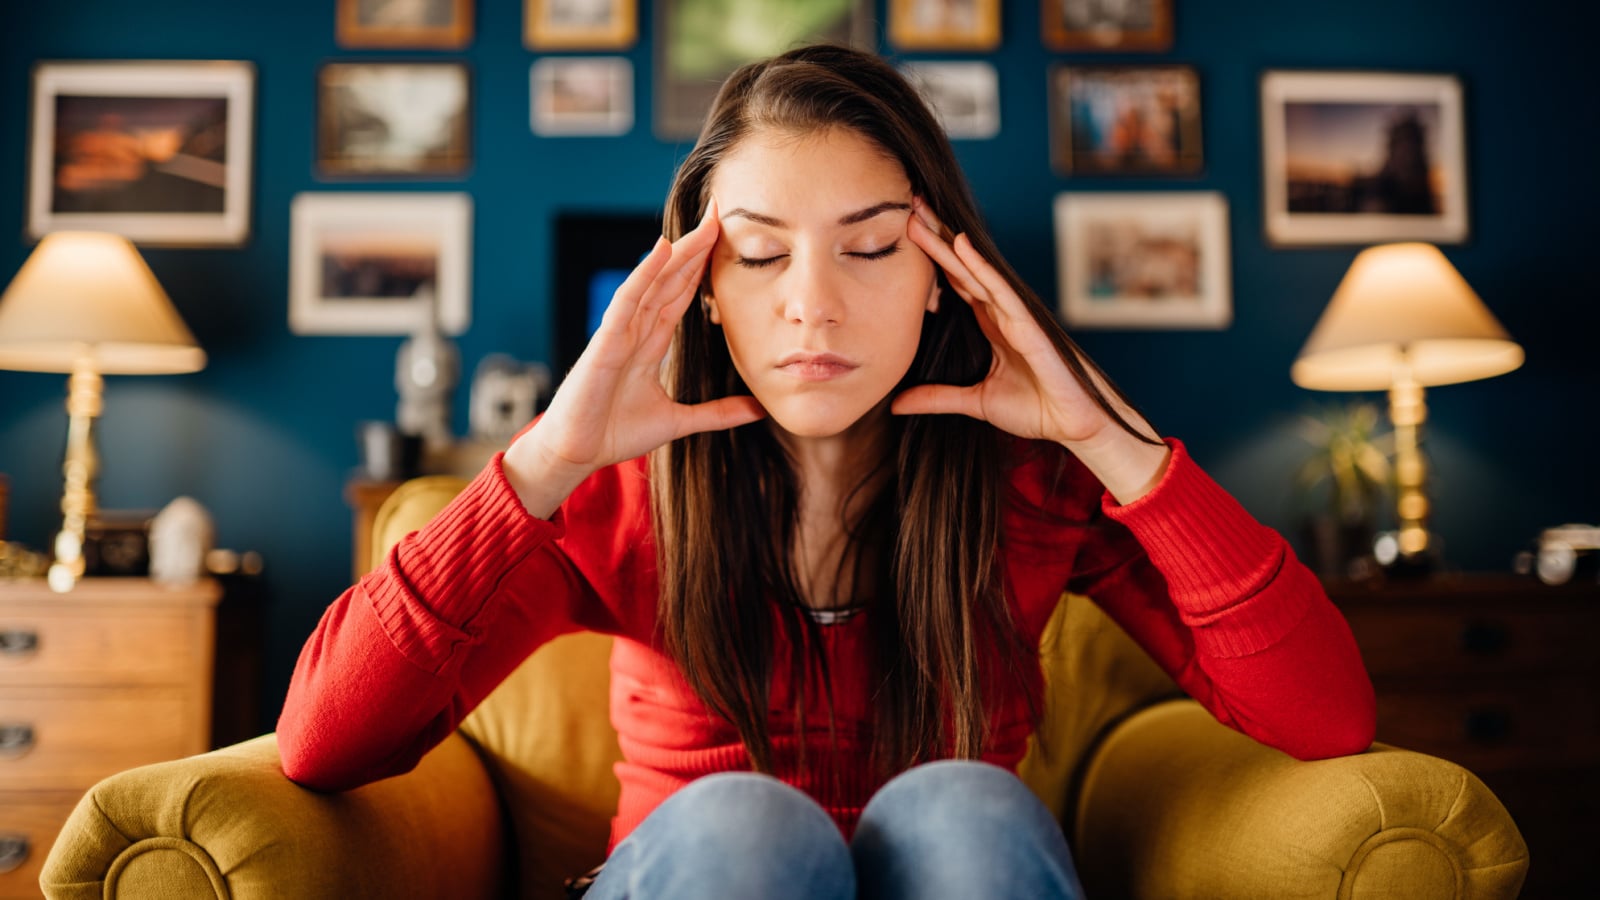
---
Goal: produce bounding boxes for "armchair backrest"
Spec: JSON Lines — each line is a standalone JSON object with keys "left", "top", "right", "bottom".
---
{"left": 371, "top": 475, "right": 1178, "bottom": 900}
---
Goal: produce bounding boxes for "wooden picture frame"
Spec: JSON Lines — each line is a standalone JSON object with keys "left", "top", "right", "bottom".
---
{"left": 1043, "top": 0, "right": 1173, "bottom": 52}
{"left": 900, "top": 61, "right": 1001, "bottom": 140}
{"left": 27, "top": 60, "right": 255, "bottom": 246}
{"left": 1054, "top": 191, "right": 1232, "bottom": 330}
{"left": 889, "top": 0, "right": 1001, "bottom": 51}
{"left": 525, "top": 0, "right": 637, "bottom": 50}
{"left": 337, "top": 0, "right": 474, "bottom": 49}
{"left": 316, "top": 62, "right": 472, "bottom": 178}
{"left": 288, "top": 192, "right": 473, "bottom": 336}
{"left": 1261, "top": 70, "right": 1468, "bottom": 246}
{"left": 1048, "top": 64, "right": 1203, "bottom": 175}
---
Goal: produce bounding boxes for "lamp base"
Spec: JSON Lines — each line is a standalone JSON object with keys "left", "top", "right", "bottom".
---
{"left": 1374, "top": 529, "right": 1443, "bottom": 580}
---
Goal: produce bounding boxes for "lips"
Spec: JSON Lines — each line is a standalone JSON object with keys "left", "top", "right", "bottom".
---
{"left": 776, "top": 351, "right": 859, "bottom": 381}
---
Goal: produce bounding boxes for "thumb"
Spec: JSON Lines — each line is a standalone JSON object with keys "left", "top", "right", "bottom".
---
{"left": 674, "top": 395, "right": 768, "bottom": 438}
{"left": 891, "top": 384, "right": 985, "bottom": 420}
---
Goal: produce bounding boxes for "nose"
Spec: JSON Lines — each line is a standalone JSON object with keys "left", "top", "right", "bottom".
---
{"left": 780, "top": 252, "right": 845, "bottom": 327}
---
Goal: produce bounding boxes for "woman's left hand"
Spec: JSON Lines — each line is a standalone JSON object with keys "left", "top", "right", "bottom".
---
{"left": 894, "top": 198, "right": 1171, "bottom": 501}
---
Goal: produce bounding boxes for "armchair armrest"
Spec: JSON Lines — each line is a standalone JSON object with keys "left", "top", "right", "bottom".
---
{"left": 1073, "top": 700, "right": 1527, "bottom": 900}
{"left": 40, "top": 732, "right": 505, "bottom": 899}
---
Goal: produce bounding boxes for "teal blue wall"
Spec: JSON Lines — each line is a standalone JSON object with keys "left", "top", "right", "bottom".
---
{"left": 3, "top": 1, "right": 1595, "bottom": 726}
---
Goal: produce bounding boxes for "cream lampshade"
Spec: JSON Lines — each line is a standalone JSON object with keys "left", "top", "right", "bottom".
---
{"left": 1292, "top": 242, "right": 1523, "bottom": 568}
{"left": 0, "top": 231, "right": 206, "bottom": 592}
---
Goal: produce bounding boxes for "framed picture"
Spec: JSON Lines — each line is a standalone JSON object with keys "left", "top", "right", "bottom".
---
{"left": 655, "top": 0, "right": 873, "bottom": 140}
{"left": 288, "top": 193, "right": 473, "bottom": 336}
{"left": 1049, "top": 65, "right": 1202, "bottom": 176}
{"left": 27, "top": 60, "right": 255, "bottom": 246}
{"left": 317, "top": 63, "right": 471, "bottom": 177}
{"left": 1043, "top": 0, "right": 1173, "bottom": 52}
{"left": 525, "top": 0, "right": 636, "bottom": 49}
{"left": 900, "top": 62, "right": 1000, "bottom": 140}
{"left": 1261, "top": 70, "right": 1467, "bottom": 246}
{"left": 553, "top": 211, "right": 662, "bottom": 378}
{"left": 337, "top": 0, "right": 474, "bottom": 49}
{"left": 1053, "top": 191, "right": 1232, "bottom": 330}
{"left": 889, "top": 0, "right": 1001, "bottom": 51}
{"left": 531, "top": 57, "right": 633, "bottom": 136}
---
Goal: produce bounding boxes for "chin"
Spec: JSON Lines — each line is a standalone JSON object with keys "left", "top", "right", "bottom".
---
{"left": 762, "top": 398, "right": 875, "bottom": 439}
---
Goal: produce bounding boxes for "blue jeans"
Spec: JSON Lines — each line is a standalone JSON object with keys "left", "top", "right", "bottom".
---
{"left": 582, "top": 760, "right": 1085, "bottom": 899}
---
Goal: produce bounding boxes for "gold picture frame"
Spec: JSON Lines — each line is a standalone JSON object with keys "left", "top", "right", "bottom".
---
{"left": 336, "top": 0, "right": 474, "bottom": 50}
{"left": 889, "top": 0, "right": 1001, "bottom": 51}
{"left": 1043, "top": 0, "right": 1173, "bottom": 52}
{"left": 525, "top": 0, "right": 637, "bottom": 50}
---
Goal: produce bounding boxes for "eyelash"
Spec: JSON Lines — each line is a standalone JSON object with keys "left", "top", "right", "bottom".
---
{"left": 736, "top": 242, "right": 902, "bottom": 269}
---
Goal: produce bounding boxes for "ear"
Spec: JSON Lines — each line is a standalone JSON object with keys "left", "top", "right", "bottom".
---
{"left": 703, "top": 292, "right": 723, "bottom": 324}
{"left": 924, "top": 277, "right": 941, "bottom": 314}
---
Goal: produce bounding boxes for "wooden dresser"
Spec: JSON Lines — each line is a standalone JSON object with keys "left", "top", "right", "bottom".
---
{"left": 1328, "top": 573, "right": 1600, "bottom": 900}
{"left": 0, "top": 577, "right": 220, "bottom": 898}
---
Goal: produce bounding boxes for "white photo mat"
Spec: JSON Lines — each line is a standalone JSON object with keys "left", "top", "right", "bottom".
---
{"left": 530, "top": 57, "right": 634, "bottom": 136}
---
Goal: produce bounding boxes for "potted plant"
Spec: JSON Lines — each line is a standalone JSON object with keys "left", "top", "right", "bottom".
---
{"left": 1294, "top": 401, "right": 1393, "bottom": 578}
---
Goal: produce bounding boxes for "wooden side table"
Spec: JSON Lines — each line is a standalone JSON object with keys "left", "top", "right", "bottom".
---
{"left": 0, "top": 577, "right": 220, "bottom": 898}
{"left": 345, "top": 478, "right": 401, "bottom": 581}
{"left": 1327, "top": 573, "right": 1600, "bottom": 899}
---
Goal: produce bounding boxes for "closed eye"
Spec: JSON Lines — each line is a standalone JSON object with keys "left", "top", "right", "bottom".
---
{"left": 736, "top": 254, "right": 785, "bottom": 269}
{"left": 735, "top": 242, "right": 901, "bottom": 269}
{"left": 849, "top": 242, "right": 901, "bottom": 261}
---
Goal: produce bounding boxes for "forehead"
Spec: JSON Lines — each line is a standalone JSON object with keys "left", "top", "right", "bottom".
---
{"left": 710, "top": 127, "right": 910, "bottom": 222}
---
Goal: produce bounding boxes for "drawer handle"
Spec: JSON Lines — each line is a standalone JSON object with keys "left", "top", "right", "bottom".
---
{"left": 1464, "top": 708, "right": 1512, "bottom": 744}
{"left": 0, "top": 723, "right": 34, "bottom": 759}
{"left": 0, "top": 629, "right": 38, "bottom": 658}
{"left": 0, "top": 833, "right": 27, "bottom": 875}
{"left": 1460, "top": 621, "right": 1510, "bottom": 656}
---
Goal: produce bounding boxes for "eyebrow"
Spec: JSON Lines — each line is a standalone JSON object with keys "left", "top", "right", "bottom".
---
{"left": 721, "top": 200, "right": 911, "bottom": 229}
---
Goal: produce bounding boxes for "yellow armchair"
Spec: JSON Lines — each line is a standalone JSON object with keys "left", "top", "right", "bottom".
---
{"left": 40, "top": 475, "right": 1528, "bottom": 899}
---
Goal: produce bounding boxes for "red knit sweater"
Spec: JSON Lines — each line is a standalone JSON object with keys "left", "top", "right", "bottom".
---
{"left": 278, "top": 438, "right": 1375, "bottom": 851}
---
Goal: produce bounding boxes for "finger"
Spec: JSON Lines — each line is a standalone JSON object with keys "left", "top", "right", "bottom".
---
{"left": 912, "top": 196, "right": 952, "bottom": 242}
{"left": 636, "top": 202, "right": 719, "bottom": 320}
{"left": 597, "top": 236, "right": 671, "bottom": 331}
{"left": 907, "top": 214, "right": 988, "bottom": 306}
{"left": 674, "top": 395, "right": 768, "bottom": 438}
{"left": 951, "top": 233, "right": 1026, "bottom": 322}
{"left": 890, "top": 383, "right": 986, "bottom": 421}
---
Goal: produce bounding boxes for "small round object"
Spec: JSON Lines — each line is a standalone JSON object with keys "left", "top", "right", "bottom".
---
{"left": 1537, "top": 540, "right": 1576, "bottom": 585}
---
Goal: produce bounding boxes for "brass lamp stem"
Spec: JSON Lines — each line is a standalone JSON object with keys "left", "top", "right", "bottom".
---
{"left": 1388, "top": 352, "right": 1430, "bottom": 560}
{"left": 47, "top": 359, "right": 103, "bottom": 593}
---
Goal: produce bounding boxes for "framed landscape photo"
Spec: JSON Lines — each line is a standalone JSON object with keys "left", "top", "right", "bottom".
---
{"left": 27, "top": 60, "right": 255, "bottom": 246}
{"left": 900, "top": 61, "right": 1000, "bottom": 140}
{"left": 525, "top": 0, "right": 636, "bottom": 50}
{"left": 1261, "top": 70, "right": 1467, "bottom": 246}
{"left": 1049, "top": 65, "right": 1202, "bottom": 175}
{"left": 1043, "top": 0, "right": 1173, "bottom": 52}
{"left": 317, "top": 62, "right": 471, "bottom": 177}
{"left": 655, "top": 0, "right": 872, "bottom": 140}
{"left": 530, "top": 57, "right": 633, "bottom": 136}
{"left": 288, "top": 192, "right": 472, "bottom": 336}
{"left": 1054, "top": 191, "right": 1232, "bottom": 330}
{"left": 889, "top": 0, "right": 1001, "bottom": 51}
{"left": 337, "top": 0, "right": 473, "bottom": 49}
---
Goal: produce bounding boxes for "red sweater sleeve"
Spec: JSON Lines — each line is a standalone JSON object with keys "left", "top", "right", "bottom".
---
{"left": 1067, "top": 439, "right": 1376, "bottom": 760}
{"left": 277, "top": 454, "right": 621, "bottom": 791}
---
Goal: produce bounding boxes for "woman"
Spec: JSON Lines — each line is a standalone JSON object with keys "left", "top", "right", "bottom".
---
{"left": 279, "top": 44, "right": 1375, "bottom": 899}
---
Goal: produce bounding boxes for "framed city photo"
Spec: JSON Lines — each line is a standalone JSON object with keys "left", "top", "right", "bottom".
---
{"left": 1054, "top": 191, "right": 1232, "bottom": 330}
{"left": 655, "top": 0, "right": 872, "bottom": 140}
{"left": 27, "top": 60, "right": 255, "bottom": 246}
{"left": 1261, "top": 70, "right": 1467, "bottom": 246}
{"left": 288, "top": 192, "right": 472, "bottom": 336}
{"left": 1043, "top": 0, "right": 1173, "bottom": 52}
{"left": 530, "top": 57, "right": 633, "bottom": 136}
{"left": 337, "top": 0, "right": 473, "bottom": 49}
{"left": 1049, "top": 65, "right": 1202, "bottom": 175}
{"left": 525, "top": 0, "right": 636, "bottom": 50}
{"left": 900, "top": 61, "right": 1000, "bottom": 140}
{"left": 889, "top": 0, "right": 1001, "bottom": 51}
{"left": 317, "top": 62, "right": 471, "bottom": 177}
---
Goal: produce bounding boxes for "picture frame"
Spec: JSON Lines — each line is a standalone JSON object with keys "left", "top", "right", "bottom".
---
{"left": 525, "top": 0, "right": 637, "bottom": 50}
{"left": 288, "top": 193, "right": 473, "bottom": 336}
{"left": 1053, "top": 191, "right": 1232, "bottom": 330}
{"left": 889, "top": 0, "right": 1001, "bottom": 51}
{"left": 337, "top": 0, "right": 474, "bottom": 49}
{"left": 530, "top": 57, "right": 633, "bottom": 136}
{"left": 1048, "top": 65, "right": 1202, "bottom": 175}
{"left": 316, "top": 62, "right": 471, "bottom": 178}
{"left": 27, "top": 60, "right": 255, "bottom": 246}
{"left": 1043, "top": 0, "right": 1173, "bottom": 52}
{"left": 1260, "top": 70, "right": 1468, "bottom": 246}
{"left": 899, "top": 61, "right": 1000, "bottom": 140}
{"left": 655, "top": 0, "right": 873, "bottom": 140}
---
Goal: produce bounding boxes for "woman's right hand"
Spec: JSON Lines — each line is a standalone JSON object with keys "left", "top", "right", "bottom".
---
{"left": 502, "top": 199, "right": 767, "bottom": 518}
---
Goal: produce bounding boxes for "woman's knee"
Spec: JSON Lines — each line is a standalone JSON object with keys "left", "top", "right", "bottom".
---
{"left": 651, "top": 772, "right": 846, "bottom": 855}
{"left": 860, "top": 760, "right": 1049, "bottom": 832}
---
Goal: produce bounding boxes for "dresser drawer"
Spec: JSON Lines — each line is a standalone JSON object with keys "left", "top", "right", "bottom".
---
{"left": 0, "top": 607, "right": 205, "bottom": 687}
{"left": 1372, "top": 676, "right": 1600, "bottom": 772}
{"left": 0, "top": 794, "right": 76, "bottom": 899}
{"left": 0, "top": 687, "right": 195, "bottom": 792}
{"left": 1341, "top": 606, "right": 1598, "bottom": 679}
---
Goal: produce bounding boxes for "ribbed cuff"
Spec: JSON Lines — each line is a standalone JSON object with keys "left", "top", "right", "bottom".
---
{"left": 368, "top": 453, "right": 563, "bottom": 670}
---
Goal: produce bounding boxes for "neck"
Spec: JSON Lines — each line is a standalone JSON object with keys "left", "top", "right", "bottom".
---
{"left": 770, "top": 399, "right": 893, "bottom": 509}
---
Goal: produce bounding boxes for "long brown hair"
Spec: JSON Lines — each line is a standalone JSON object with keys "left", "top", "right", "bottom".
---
{"left": 651, "top": 44, "right": 1157, "bottom": 777}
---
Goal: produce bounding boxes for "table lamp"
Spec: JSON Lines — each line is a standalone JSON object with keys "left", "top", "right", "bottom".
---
{"left": 1291, "top": 242, "right": 1523, "bottom": 570}
{"left": 0, "top": 231, "right": 205, "bottom": 593}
